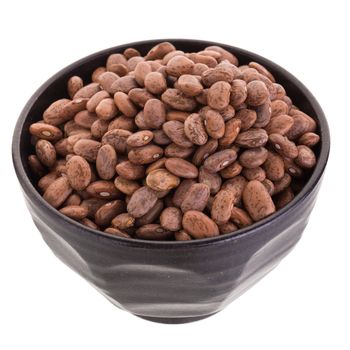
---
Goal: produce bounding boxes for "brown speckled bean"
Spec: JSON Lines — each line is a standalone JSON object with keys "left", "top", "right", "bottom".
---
{"left": 242, "top": 180, "right": 276, "bottom": 221}
{"left": 182, "top": 211, "right": 219, "bottom": 239}
{"left": 35, "top": 140, "right": 56, "bottom": 167}
{"left": 135, "top": 224, "right": 173, "bottom": 240}
{"left": 160, "top": 207, "right": 183, "bottom": 231}
{"left": 211, "top": 189, "right": 235, "bottom": 225}
{"left": 66, "top": 155, "right": 92, "bottom": 191}
{"left": 143, "top": 99, "right": 166, "bottom": 129}
{"left": 202, "top": 108, "right": 225, "bottom": 139}
{"left": 146, "top": 169, "right": 180, "bottom": 191}
{"left": 235, "top": 128, "right": 268, "bottom": 148}
{"left": 95, "top": 200, "right": 126, "bottom": 227}
{"left": 295, "top": 145, "right": 316, "bottom": 168}
{"left": 86, "top": 180, "right": 121, "bottom": 199}
{"left": 116, "top": 160, "right": 145, "bottom": 180}
{"left": 181, "top": 183, "right": 210, "bottom": 213}
{"left": 269, "top": 133, "right": 298, "bottom": 159}
{"left": 230, "top": 207, "right": 253, "bottom": 227}
{"left": 203, "top": 149, "right": 237, "bottom": 172}
{"left": 128, "top": 144, "right": 164, "bottom": 164}
{"left": 207, "top": 81, "right": 231, "bottom": 110}
{"left": 96, "top": 144, "right": 117, "bottom": 180}
{"left": 246, "top": 80, "right": 269, "bottom": 106}
{"left": 127, "top": 130, "right": 153, "bottom": 147}
{"left": 127, "top": 186, "right": 158, "bottom": 218}
{"left": 263, "top": 151, "right": 285, "bottom": 181}
{"left": 43, "top": 176, "right": 72, "bottom": 208}
{"left": 165, "top": 158, "right": 198, "bottom": 179}
{"left": 184, "top": 113, "right": 208, "bottom": 145}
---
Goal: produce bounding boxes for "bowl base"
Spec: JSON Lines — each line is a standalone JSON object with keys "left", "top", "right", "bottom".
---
{"left": 135, "top": 312, "right": 217, "bottom": 324}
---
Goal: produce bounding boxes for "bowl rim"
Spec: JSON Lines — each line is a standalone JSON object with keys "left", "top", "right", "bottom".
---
{"left": 12, "top": 38, "right": 330, "bottom": 249}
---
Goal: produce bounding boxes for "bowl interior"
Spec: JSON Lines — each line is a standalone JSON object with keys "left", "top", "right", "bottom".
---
{"left": 13, "top": 39, "right": 330, "bottom": 244}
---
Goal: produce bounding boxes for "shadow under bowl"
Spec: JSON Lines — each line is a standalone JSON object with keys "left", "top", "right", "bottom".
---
{"left": 12, "top": 39, "right": 330, "bottom": 324}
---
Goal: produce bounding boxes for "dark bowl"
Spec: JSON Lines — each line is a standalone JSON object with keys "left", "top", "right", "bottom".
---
{"left": 12, "top": 39, "right": 330, "bottom": 324}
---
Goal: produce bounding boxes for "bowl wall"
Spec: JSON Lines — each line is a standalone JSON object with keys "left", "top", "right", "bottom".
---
{"left": 12, "top": 39, "right": 330, "bottom": 323}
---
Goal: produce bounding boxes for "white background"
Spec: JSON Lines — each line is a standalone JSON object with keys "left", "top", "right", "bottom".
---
{"left": 1, "top": 1, "right": 349, "bottom": 349}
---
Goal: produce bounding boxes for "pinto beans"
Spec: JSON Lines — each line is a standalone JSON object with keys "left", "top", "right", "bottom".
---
{"left": 29, "top": 42, "right": 320, "bottom": 240}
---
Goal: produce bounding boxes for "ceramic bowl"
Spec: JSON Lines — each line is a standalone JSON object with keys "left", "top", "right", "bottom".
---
{"left": 12, "top": 39, "right": 330, "bottom": 323}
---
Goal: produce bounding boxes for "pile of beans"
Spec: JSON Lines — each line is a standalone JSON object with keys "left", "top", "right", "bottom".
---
{"left": 27, "top": 42, "right": 320, "bottom": 240}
